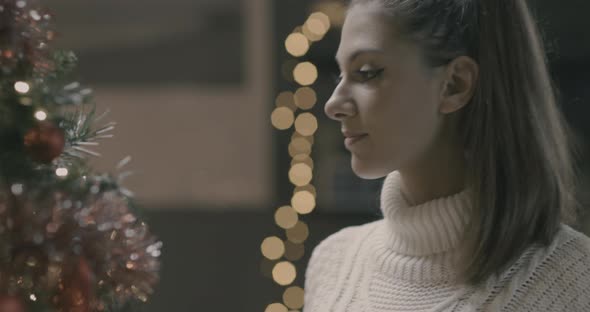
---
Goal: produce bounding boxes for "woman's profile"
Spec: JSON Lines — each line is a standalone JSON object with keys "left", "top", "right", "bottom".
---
{"left": 303, "top": 0, "right": 590, "bottom": 311}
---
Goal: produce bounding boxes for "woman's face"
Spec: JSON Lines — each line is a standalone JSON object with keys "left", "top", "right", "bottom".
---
{"left": 325, "top": 4, "right": 448, "bottom": 179}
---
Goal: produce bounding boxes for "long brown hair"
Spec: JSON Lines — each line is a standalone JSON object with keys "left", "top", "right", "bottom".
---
{"left": 349, "top": 0, "right": 585, "bottom": 285}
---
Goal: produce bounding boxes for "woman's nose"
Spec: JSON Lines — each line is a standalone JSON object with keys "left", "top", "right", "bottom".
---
{"left": 324, "top": 83, "right": 356, "bottom": 121}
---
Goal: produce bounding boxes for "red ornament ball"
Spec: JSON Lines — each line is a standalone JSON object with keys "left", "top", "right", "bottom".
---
{"left": 23, "top": 121, "right": 66, "bottom": 163}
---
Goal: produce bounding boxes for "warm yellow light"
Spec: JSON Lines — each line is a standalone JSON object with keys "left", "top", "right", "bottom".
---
{"left": 294, "top": 87, "right": 317, "bottom": 110}
{"left": 293, "top": 62, "right": 318, "bottom": 86}
{"left": 292, "top": 131, "right": 314, "bottom": 145}
{"left": 288, "top": 163, "right": 313, "bottom": 187}
{"left": 265, "top": 303, "right": 288, "bottom": 312}
{"left": 286, "top": 221, "right": 309, "bottom": 243}
{"left": 294, "top": 113, "right": 318, "bottom": 136}
{"left": 309, "top": 12, "right": 331, "bottom": 32}
{"left": 275, "top": 91, "right": 296, "bottom": 111}
{"left": 302, "top": 23, "right": 323, "bottom": 42}
{"left": 261, "top": 236, "right": 285, "bottom": 260}
{"left": 283, "top": 286, "right": 305, "bottom": 309}
{"left": 291, "top": 191, "right": 315, "bottom": 215}
{"left": 291, "top": 154, "right": 314, "bottom": 171}
{"left": 313, "top": 2, "right": 346, "bottom": 27}
{"left": 55, "top": 168, "right": 68, "bottom": 177}
{"left": 284, "top": 240, "right": 305, "bottom": 261}
{"left": 271, "top": 107, "right": 295, "bottom": 130}
{"left": 275, "top": 205, "right": 299, "bottom": 229}
{"left": 272, "top": 261, "right": 297, "bottom": 286}
{"left": 14, "top": 81, "right": 30, "bottom": 94}
{"left": 285, "top": 33, "right": 310, "bottom": 57}
{"left": 306, "top": 16, "right": 328, "bottom": 37}
{"left": 294, "top": 184, "right": 316, "bottom": 198}
{"left": 288, "top": 137, "right": 312, "bottom": 157}
{"left": 34, "top": 110, "right": 47, "bottom": 121}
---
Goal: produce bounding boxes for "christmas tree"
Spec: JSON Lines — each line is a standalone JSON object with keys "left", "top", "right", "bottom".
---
{"left": 0, "top": 0, "right": 162, "bottom": 311}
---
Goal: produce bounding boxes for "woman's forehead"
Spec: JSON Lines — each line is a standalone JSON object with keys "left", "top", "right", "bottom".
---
{"left": 337, "top": 7, "right": 409, "bottom": 65}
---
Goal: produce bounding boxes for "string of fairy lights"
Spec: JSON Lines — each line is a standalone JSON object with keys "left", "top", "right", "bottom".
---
{"left": 261, "top": 2, "right": 345, "bottom": 312}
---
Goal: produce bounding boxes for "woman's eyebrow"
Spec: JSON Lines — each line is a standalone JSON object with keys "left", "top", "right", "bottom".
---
{"left": 335, "top": 48, "right": 384, "bottom": 66}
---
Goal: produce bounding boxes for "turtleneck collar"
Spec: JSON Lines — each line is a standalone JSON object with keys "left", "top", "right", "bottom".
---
{"left": 378, "top": 170, "right": 473, "bottom": 256}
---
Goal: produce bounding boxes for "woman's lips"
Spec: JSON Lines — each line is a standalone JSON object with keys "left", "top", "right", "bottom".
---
{"left": 344, "top": 134, "right": 368, "bottom": 148}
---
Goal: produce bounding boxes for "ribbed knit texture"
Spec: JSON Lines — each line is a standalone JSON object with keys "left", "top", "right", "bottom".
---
{"left": 303, "top": 170, "right": 590, "bottom": 311}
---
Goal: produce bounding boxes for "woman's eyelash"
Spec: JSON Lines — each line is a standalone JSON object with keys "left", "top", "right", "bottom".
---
{"left": 356, "top": 68, "right": 384, "bottom": 81}
{"left": 331, "top": 68, "right": 384, "bottom": 85}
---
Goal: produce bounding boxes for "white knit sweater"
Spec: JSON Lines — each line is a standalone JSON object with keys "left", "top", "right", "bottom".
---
{"left": 303, "top": 170, "right": 590, "bottom": 311}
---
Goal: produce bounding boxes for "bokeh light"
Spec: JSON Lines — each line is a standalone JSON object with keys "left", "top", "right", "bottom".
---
{"left": 55, "top": 168, "right": 68, "bottom": 177}
{"left": 305, "top": 13, "right": 329, "bottom": 38}
{"left": 283, "top": 241, "right": 305, "bottom": 261}
{"left": 265, "top": 303, "right": 288, "bottom": 312}
{"left": 14, "top": 81, "right": 30, "bottom": 93}
{"left": 302, "top": 22, "right": 323, "bottom": 42}
{"left": 271, "top": 107, "right": 295, "bottom": 130}
{"left": 275, "top": 205, "right": 299, "bottom": 229}
{"left": 294, "top": 87, "right": 317, "bottom": 110}
{"left": 285, "top": 33, "right": 310, "bottom": 57}
{"left": 292, "top": 132, "right": 314, "bottom": 145}
{"left": 34, "top": 110, "right": 47, "bottom": 121}
{"left": 10, "top": 183, "right": 24, "bottom": 195}
{"left": 293, "top": 62, "right": 318, "bottom": 86}
{"left": 312, "top": 2, "right": 346, "bottom": 27}
{"left": 275, "top": 91, "right": 297, "bottom": 111}
{"left": 272, "top": 261, "right": 297, "bottom": 286}
{"left": 266, "top": 6, "right": 334, "bottom": 302}
{"left": 291, "top": 191, "right": 315, "bottom": 215}
{"left": 290, "top": 154, "right": 314, "bottom": 171}
{"left": 288, "top": 163, "right": 313, "bottom": 186}
{"left": 261, "top": 236, "right": 286, "bottom": 260}
{"left": 294, "top": 113, "right": 318, "bottom": 136}
{"left": 283, "top": 286, "right": 305, "bottom": 309}
{"left": 286, "top": 221, "right": 309, "bottom": 243}
{"left": 309, "top": 12, "right": 330, "bottom": 31}
{"left": 294, "top": 184, "right": 316, "bottom": 198}
{"left": 288, "top": 137, "right": 312, "bottom": 157}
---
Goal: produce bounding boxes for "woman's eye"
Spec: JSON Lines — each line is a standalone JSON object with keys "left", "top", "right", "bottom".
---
{"left": 331, "top": 68, "right": 383, "bottom": 86}
{"left": 356, "top": 68, "right": 384, "bottom": 81}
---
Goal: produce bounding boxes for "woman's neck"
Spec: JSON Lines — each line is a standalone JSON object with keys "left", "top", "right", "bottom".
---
{"left": 397, "top": 137, "right": 468, "bottom": 206}
{"left": 379, "top": 170, "right": 472, "bottom": 256}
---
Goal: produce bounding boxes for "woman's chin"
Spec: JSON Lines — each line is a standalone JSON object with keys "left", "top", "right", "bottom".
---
{"left": 350, "top": 156, "right": 388, "bottom": 180}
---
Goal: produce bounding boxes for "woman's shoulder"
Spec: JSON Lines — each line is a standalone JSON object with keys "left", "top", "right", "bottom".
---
{"left": 556, "top": 222, "right": 590, "bottom": 248}
{"left": 303, "top": 219, "right": 382, "bottom": 310}
{"left": 459, "top": 224, "right": 590, "bottom": 311}
{"left": 484, "top": 224, "right": 590, "bottom": 311}
{"left": 307, "top": 219, "right": 382, "bottom": 267}
{"left": 544, "top": 223, "right": 590, "bottom": 271}
{"left": 303, "top": 219, "right": 382, "bottom": 305}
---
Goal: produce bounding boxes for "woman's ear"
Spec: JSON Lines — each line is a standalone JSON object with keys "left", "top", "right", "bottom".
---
{"left": 439, "top": 56, "right": 479, "bottom": 114}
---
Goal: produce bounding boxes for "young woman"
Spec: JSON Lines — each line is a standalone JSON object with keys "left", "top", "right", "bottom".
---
{"left": 303, "top": 0, "right": 590, "bottom": 311}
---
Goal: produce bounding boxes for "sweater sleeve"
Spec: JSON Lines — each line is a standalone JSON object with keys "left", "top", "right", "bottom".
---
{"left": 303, "top": 225, "right": 360, "bottom": 312}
